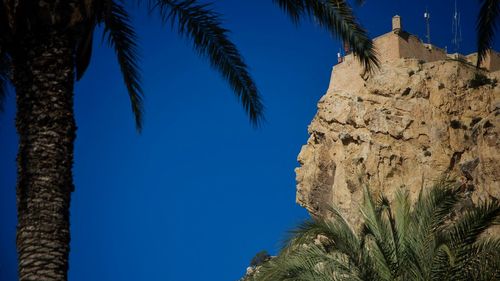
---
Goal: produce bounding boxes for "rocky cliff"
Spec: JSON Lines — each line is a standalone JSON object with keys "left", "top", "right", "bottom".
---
{"left": 295, "top": 57, "right": 500, "bottom": 226}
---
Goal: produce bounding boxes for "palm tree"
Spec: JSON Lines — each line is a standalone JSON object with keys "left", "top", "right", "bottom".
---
{"left": 0, "top": 1, "right": 377, "bottom": 280}
{"left": 477, "top": 0, "right": 500, "bottom": 66}
{"left": 253, "top": 179, "right": 500, "bottom": 281}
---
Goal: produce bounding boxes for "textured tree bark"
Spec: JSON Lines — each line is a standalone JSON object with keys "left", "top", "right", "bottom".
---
{"left": 13, "top": 32, "right": 76, "bottom": 281}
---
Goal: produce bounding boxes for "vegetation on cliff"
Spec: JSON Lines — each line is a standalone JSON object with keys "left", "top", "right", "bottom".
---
{"left": 247, "top": 179, "right": 500, "bottom": 281}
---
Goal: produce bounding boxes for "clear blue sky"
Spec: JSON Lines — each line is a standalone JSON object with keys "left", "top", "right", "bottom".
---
{"left": 1, "top": 1, "right": 498, "bottom": 280}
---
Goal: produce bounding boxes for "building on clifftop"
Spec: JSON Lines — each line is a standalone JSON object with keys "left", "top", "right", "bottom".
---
{"left": 340, "top": 15, "right": 500, "bottom": 72}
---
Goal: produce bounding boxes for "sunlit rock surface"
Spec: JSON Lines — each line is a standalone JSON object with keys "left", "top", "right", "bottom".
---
{"left": 296, "top": 57, "right": 500, "bottom": 226}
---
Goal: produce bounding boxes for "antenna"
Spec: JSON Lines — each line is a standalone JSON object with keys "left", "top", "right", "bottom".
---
{"left": 424, "top": 7, "right": 431, "bottom": 44}
{"left": 452, "top": 0, "right": 462, "bottom": 52}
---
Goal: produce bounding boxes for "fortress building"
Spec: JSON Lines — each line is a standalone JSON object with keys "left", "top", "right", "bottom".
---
{"left": 340, "top": 16, "right": 500, "bottom": 72}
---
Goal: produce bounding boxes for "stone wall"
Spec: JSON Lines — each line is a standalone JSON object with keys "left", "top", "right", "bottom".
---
{"left": 342, "top": 16, "right": 500, "bottom": 72}
{"left": 371, "top": 32, "right": 400, "bottom": 62}
{"left": 370, "top": 31, "right": 448, "bottom": 64}
{"left": 467, "top": 50, "right": 500, "bottom": 72}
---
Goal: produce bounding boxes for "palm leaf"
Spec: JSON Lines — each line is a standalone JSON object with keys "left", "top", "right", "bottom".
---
{"left": 447, "top": 199, "right": 500, "bottom": 250}
{"left": 283, "top": 209, "right": 380, "bottom": 280}
{"left": 259, "top": 177, "right": 500, "bottom": 281}
{"left": 405, "top": 180, "right": 462, "bottom": 280}
{"left": 75, "top": 23, "right": 95, "bottom": 81}
{"left": 273, "top": 0, "right": 379, "bottom": 74}
{"left": 476, "top": 0, "right": 500, "bottom": 67}
{"left": 429, "top": 241, "right": 455, "bottom": 280}
{"left": 323, "top": 205, "right": 361, "bottom": 257}
{"left": 74, "top": 0, "right": 99, "bottom": 80}
{"left": 102, "top": 0, "right": 144, "bottom": 131}
{"left": 273, "top": 0, "right": 305, "bottom": 24}
{"left": 155, "top": 0, "right": 264, "bottom": 126}
{"left": 392, "top": 190, "right": 411, "bottom": 259}
{"left": 392, "top": 189, "right": 428, "bottom": 281}
{"left": 284, "top": 215, "right": 360, "bottom": 266}
{"left": 360, "top": 186, "right": 398, "bottom": 279}
{"left": 411, "top": 179, "right": 461, "bottom": 241}
{"left": 454, "top": 238, "right": 500, "bottom": 280}
{"left": 257, "top": 245, "right": 358, "bottom": 281}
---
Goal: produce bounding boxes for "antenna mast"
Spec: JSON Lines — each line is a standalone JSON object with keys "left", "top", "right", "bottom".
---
{"left": 424, "top": 8, "right": 431, "bottom": 44}
{"left": 452, "top": 0, "right": 462, "bottom": 52}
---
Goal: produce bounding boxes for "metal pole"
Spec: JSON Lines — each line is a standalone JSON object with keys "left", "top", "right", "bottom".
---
{"left": 424, "top": 8, "right": 431, "bottom": 44}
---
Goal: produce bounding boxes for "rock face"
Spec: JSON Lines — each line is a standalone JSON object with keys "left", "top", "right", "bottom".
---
{"left": 295, "top": 57, "right": 500, "bottom": 226}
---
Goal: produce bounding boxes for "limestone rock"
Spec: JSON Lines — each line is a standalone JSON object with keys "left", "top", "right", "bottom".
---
{"left": 296, "top": 58, "right": 500, "bottom": 227}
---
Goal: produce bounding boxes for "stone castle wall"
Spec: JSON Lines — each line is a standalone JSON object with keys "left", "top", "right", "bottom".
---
{"left": 466, "top": 51, "right": 500, "bottom": 72}
{"left": 342, "top": 16, "right": 500, "bottom": 72}
{"left": 371, "top": 31, "right": 448, "bottom": 64}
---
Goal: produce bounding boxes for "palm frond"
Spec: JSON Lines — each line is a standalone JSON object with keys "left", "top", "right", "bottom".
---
{"left": 155, "top": 0, "right": 264, "bottom": 126}
{"left": 429, "top": 241, "right": 455, "bottom": 280}
{"left": 476, "top": 0, "right": 500, "bottom": 67}
{"left": 453, "top": 238, "right": 500, "bottom": 280}
{"left": 282, "top": 208, "right": 382, "bottom": 281}
{"left": 392, "top": 190, "right": 428, "bottom": 281}
{"left": 257, "top": 245, "right": 358, "bottom": 281}
{"left": 447, "top": 199, "right": 500, "bottom": 249}
{"left": 273, "top": 0, "right": 305, "bottom": 24}
{"left": 273, "top": 0, "right": 379, "bottom": 74}
{"left": 257, "top": 251, "right": 307, "bottom": 281}
{"left": 324, "top": 205, "right": 361, "bottom": 256}
{"left": 260, "top": 177, "right": 499, "bottom": 281}
{"left": 283, "top": 219, "right": 324, "bottom": 250}
{"left": 360, "top": 186, "right": 398, "bottom": 279}
{"left": 405, "top": 180, "right": 462, "bottom": 280}
{"left": 392, "top": 189, "right": 410, "bottom": 256}
{"left": 412, "top": 179, "right": 461, "bottom": 236}
{"left": 103, "top": 0, "right": 144, "bottom": 131}
{"left": 284, "top": 215, "right": 361, "bottom": 266}
{"left": 75, "top": 23, "right": 95, "bottom": 80}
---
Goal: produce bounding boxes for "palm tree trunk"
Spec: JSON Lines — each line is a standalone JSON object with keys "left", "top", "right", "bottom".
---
{"left": 13, "top": 32, "right": 76, "bottom": 281}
